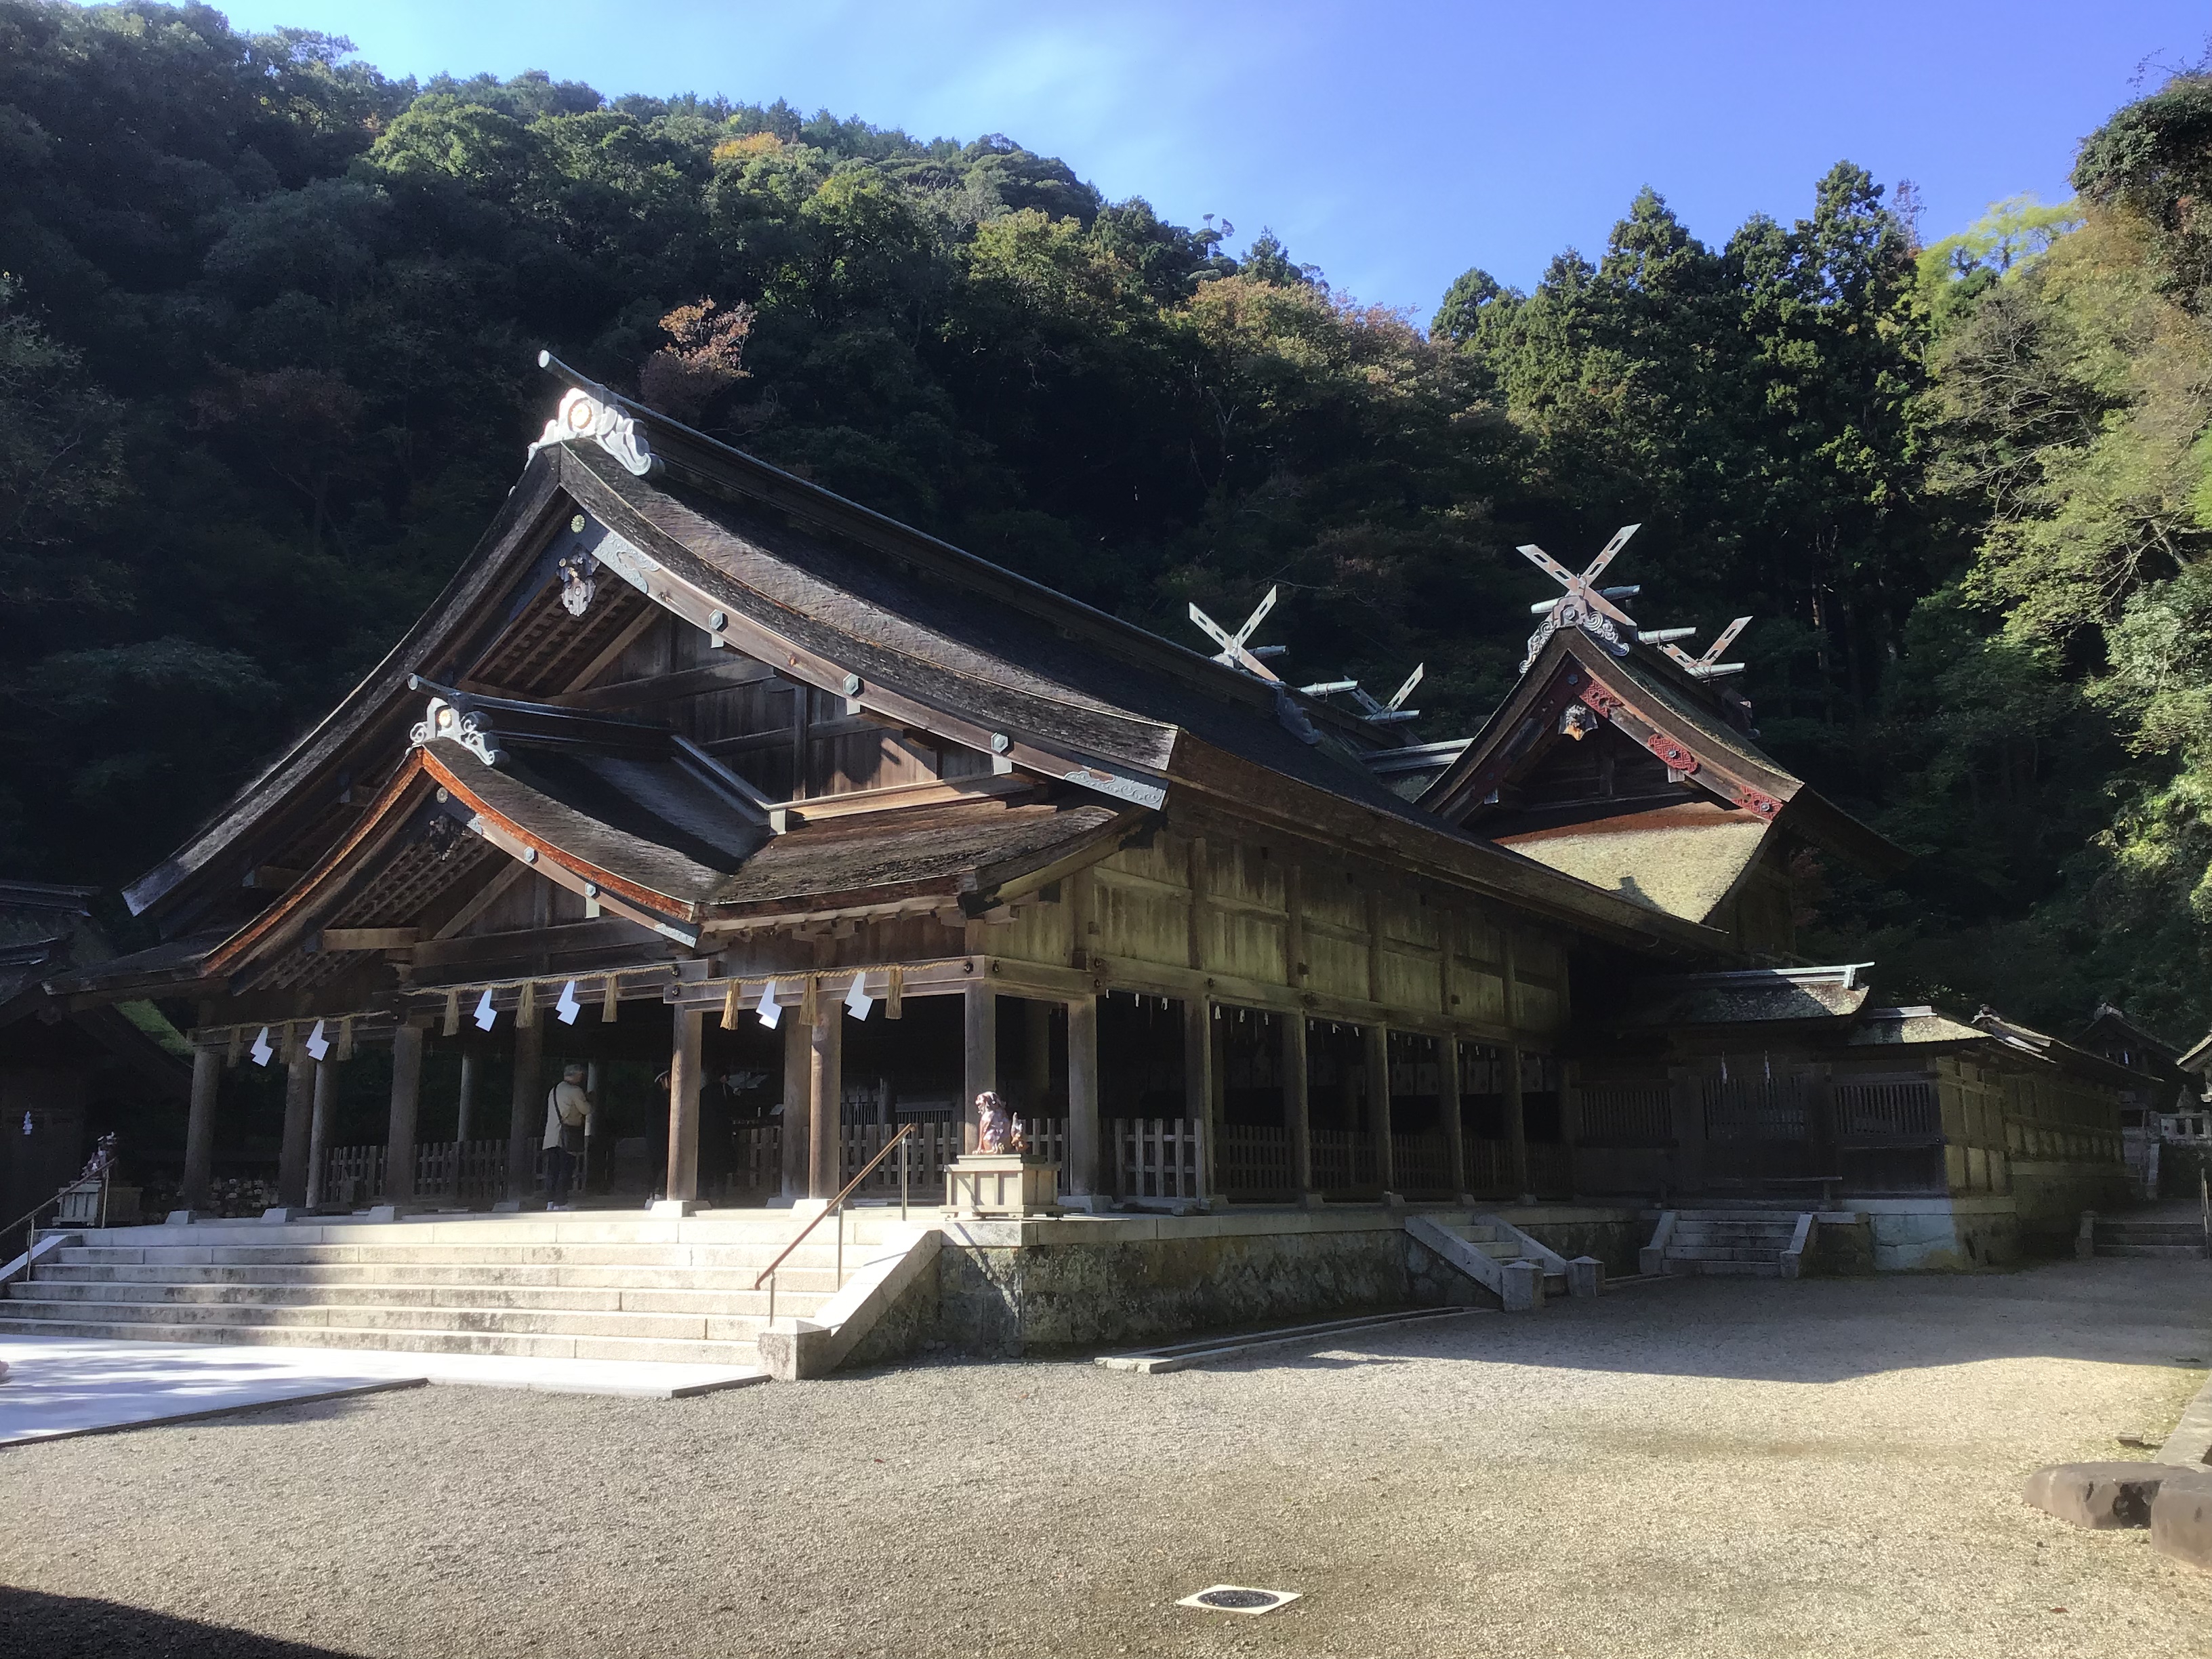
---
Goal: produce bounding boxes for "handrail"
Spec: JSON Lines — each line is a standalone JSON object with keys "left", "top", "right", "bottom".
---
{"left": 1, "top": 1169, "right": 109, "bottom": 1279}
{"left": 754, "top": 1124, "right": 918, "bottom": 1298}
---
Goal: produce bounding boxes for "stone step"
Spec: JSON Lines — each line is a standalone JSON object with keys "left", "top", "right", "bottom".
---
{"left": 1666, "top": 1245, "right": 1785, "bottom": 1263}
{"left": 68, "top": 1217, "right": 915, "bottom": 1248}
{"left": 1671, "top": 1210, "right": 1806, "bottom": 1223}
{"left": 9, "top": 1279, "right": 825, "bottom": 1318}
{"left": 0, "top": 1313, "right": 759, "bottom": 1366}
{"left": 2095, "top": 1244, "right": 2210, "bottom": 1259}
{"left": 1673, "top": 1259, "right": 1784, "bottom": 1277}
{"left": 56, "top": 1238, "right": 853, "bottom": 1265}
{"left": 2095, "top": 1225, "right": 2207, "bottom": 1244}
{"left": 35, "top": 1274, "right": 844, "bottom": 1300}
{"left": 0, "top": 1294, "right": 777, "bottom": 1344}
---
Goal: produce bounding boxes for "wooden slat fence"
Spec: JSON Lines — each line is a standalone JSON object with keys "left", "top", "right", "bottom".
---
{"left": 1701, "top": 1074, "right": 1808, "bottom": 1143}
{"left": 1216, "top": 1124, "right": 1291, "bottom": 1195}
{"left": 1578, "top": 1080, "right": 1675, "bottom": 1145}
{"left": 1309, "top": 1126, "right": 1376, "bottom": 1193}
{"left": 1462, "top": 1137, "right": 1513, "bottom": 1196}
{"left": 1835, "top": 1076, "right": 1941, "bottom": 1140}
{"left": 323, "top": 1145, "right": 383, "bottom": 1207}
{"left": 1391, "top": 1132, "right": 1454, "bottom": 1193}
{"left": 1115, "top": 1118, "right": 1204, "bottom": 1200}
{"left": 413, "top": 1139, "right": 507, "bottom": 1206}
{"left": 732, "top": 1123, "right": 781, "bottom": 1193}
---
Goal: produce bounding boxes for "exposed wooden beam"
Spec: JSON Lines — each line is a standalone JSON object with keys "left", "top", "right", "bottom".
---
{"left": 551, "top": 651, "right": 779, "bottom": 711}
{"left": 320, "top": 927, "right": 422, "bottom": 952}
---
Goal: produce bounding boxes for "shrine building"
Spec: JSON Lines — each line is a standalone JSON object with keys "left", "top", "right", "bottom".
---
{"left": 7, "top": 363, "right": 2139, "bottom": 1374}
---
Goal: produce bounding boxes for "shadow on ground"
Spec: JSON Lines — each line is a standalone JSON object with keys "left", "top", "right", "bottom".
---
{"left": 0, "top": 1588, "right": 367, "bottom": 1658}
{"left": 1029, "top": 1258, "right": 2212, "bottom": 1386}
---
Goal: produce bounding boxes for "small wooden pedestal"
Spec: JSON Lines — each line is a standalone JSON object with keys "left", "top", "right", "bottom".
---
{"left": 945, "top": 1153, "right": 1061, "bottom": 1216}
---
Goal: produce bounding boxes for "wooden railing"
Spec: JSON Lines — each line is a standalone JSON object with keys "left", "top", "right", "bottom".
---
{"left": 1578, "top": 1081, "right": 1675, "bottom": 1145}
{"left": 1216, "top": 1124, "right": 1291, "bottom": 1195}
{"left": 1391, "top": 1132, "right": 1454, "bottom": 1194}
{"left": 1309, "top": 1127, "right": 1376, "bottom": 1193}
{"left": 1836, "top": 1077, "right": 1940, "bottom": 1139}
{"left": 1115, "top": 1118, "right": 1204, "bottom": 1200}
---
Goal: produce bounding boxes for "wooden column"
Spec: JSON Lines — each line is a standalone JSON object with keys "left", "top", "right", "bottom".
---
{"left": 963, "top": 984, "right": 998, "bottom": 1152}
{"left": 1440, "top": 1036, "right": 1470, "bottom": 1200}
{"left": 1366, "top": 1021, "right": 1395, "bottom": 1195}
{"left": 1559, "top": 1058, "right": 1583, "bottom": 1202}
{"left": 504, "top": 1016, "right": 543, "bottom": 1203}
{"left": 305, "top": 1057, "right": 337, "bottom": 1210}
{"left": 808, "top": 1004, "right": 841, "bottom": 1201}
{"left": 1282, "top": 1011, "right": 1313, "bottom": 1197}
{"left": 388, "top": 1022, "right": 425, "bottom": 1205}
{"left": 1067, "top": 994, "right": 1100, "bottom": 1201}
{"left": 455, "top": 1052, "right": 480, "bottom": 1143}
{"left": 180, "top": 1042, "right": 220, "bottom": 1211}
{"left": 781, "top": 1013, "right": 810, "bottom": 1200}
{"left": 666, "top": 1004, "right": 703, "bottom": 1205}
{"left": 276, "top": 1050, "right": 314, "bottom": 1208}
{"left": 1023, "top": 998, "right": 1052, "bottom": 1113}
{"left": 1504, "top": 1042, "right": 1532, "bottom": 1202}
{"left": 1183, "top": 996, "right": 1214, "bottom": 1198}
{"left": 583, "top": 1060, "right": 602, "bottom": 1195}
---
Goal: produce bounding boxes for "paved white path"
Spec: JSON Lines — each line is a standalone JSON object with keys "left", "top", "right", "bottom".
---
{"left": 0, "top": 1336, "right": 764, "bottom": 1444}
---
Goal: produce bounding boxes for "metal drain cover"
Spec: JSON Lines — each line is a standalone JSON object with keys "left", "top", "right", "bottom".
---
{"left": 1176, "top": 1585, "right": 1300, "bottom": 1615}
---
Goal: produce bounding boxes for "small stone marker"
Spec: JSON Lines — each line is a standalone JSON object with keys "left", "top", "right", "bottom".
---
{"left": 2022, "top": 1462, "right": 2175, "bottom": 1529}
{"left": 2150, "top": 1469, "right": 2212, "bottom": 1572}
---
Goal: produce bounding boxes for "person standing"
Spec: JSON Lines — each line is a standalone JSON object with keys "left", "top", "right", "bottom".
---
{"left": 543, "top": 1062, "right": 590, "bottom": 1208}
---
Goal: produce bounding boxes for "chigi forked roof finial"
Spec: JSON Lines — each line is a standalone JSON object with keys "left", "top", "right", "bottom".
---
{"left": 1516, "top": 523, "right": 1647, "bottom": 670}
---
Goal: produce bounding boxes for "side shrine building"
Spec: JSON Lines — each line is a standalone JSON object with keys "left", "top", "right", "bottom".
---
{"left": 23, "top": 365, "right": 2139, "bottom": 1370}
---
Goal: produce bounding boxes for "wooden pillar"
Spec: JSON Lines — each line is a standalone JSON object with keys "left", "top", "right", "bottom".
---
{"left": 1366, "top": 1021, "right": 1395, "bottom": 1195}
{"left": 1183, "top": 996, "right": 1214, "bottom": 1198}
{"left": 583, "top": 1060, "right": 602, "bottom": 1193}
{"left": 1440, "top": 1036, "right": 1469, "bottom": 1199}
{"left": 808, "top": 1004, "right": 841, "bottom": 1201}
{"left": 504, "top": 1017, "right": 542, "bottom": 1203}
{"left": 180, "top": 1042, "right": 220, "bottom": 1210}
{"left": 1504, "top": 1042, "right": 1532, "bottom": 1202}
{"left": 388, "top": 1022, "right": 425, "bottom": 1204}
{"left": 1282, "top": 1011, "right": 1313, "bottom": 1197}
{"left": 1023, "top": 998, "right": 1052, "bottom": 1113}
{"left": 276, "top": 1050, "right": 314, "bottom": 1207}
{"left": 666, "top": 1004, "right": 703, "bottom": 1204}
{"left": 1067, "top": 994, "right": 1100, "bottom": 1200}
{"left": 780, "top": 1014, "right": 810, "bottom": 1200}
{"left": 1559, "top": 1058, "right": 1583, "bottom": 1202}
{"left": 964, "top": 983, "right": 997, "bottom": 1153}
{"left": 306, "top": 1057, "right": 338, "bottom": 1209}
{"left": 455, "top": 1052, "right": 480, "bottom": 1143}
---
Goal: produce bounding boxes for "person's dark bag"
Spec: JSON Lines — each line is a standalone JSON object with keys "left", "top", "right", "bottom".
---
{"left": 550, "top": 1088, "right": 585, "bottom": 1155}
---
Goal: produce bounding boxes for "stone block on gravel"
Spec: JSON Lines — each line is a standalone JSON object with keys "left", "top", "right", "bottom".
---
{"left": 2021, "top": 1460, "right": 2179, "bottom": 1528}
{"left": 2150, "top": 1469, "right": 2212, "bottom": 1571}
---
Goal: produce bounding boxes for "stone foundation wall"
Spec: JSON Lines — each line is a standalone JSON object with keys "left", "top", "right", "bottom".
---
{"left": 830, "top": 1205, "right": 1647, "bottom": 1368}
{"left": 1860, "top": 1197, "right": 2022, "bottom": 1271}
{"left": 2010, "top": 1162, "right": 2136, "bottom": 1256}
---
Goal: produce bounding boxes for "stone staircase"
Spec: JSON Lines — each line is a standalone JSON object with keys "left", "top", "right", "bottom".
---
{"left": 1650, "top": 1209, "right": 1809, "bottom": 1279}
{"left": 0, "top": 1212, "right": 905, "bottom": 1368}
{"left": 1425, "top": 1218, "right": 1570, "bottom": 1298}
{"left": 2091, "top": 1216, "right": 2211, "bottom": 1261}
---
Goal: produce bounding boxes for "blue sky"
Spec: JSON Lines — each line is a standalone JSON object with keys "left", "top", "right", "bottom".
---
{"left": 217, "top": 0, "right": 2211, "bottom": 315}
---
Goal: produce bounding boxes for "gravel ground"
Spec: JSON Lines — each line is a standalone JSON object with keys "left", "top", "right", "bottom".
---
{"left": 3, "top": 1257, "right": 2210, "bottom": 1659}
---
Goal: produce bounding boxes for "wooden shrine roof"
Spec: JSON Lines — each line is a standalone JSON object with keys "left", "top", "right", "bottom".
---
{"left": 1496, "top": 801, "right": 1774, "bottom": 927}
{"left": 108, "top": 374, "right": 1735, "bottom": 964}
{"left": 1420, "top": 628, "right": 1904, "bottom": 875}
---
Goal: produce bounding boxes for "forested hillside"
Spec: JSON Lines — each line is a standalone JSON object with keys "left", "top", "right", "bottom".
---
{"left": 3, "top": 0, "right": 2209, "bottom": 1038}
